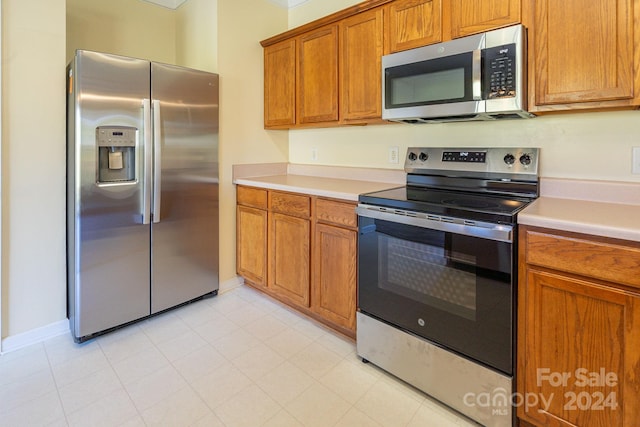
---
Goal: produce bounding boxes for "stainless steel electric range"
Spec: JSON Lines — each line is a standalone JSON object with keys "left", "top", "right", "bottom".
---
{"left": 356, "top": 147, "right": 539, "bottom": 427}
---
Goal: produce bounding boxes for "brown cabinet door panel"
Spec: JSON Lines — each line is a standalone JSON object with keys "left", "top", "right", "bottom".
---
{"left": 236, "top": 205, "right": 268, "bottom": 286}
{"left": 450, "top": 0, "right": 520, "bottom": 38}
{"left": 264, "top": 39, "right": 296, "bottom": 128}
{"left": 533, "top": 0, "right": 634, "bottom": 106}
{"left": 269, "top": 213, "right": 311, "bottom": 306}
{"left": 312, "top": 224, "right": 357, "bottom": 330}
{"left": 519, "top": 268, "right": 640, "bottom": 426}
{"left": 385, "top": 0, "right": 442, "bottom": 53}
{"left": 340, "top": 8, "right": 384, "bottom": 121}
{"left": 298, "top": 26, "right": 339, "bottom": 124}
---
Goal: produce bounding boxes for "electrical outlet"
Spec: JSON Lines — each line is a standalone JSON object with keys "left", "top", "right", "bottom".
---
{"left": 633, "top": 147, "right": 640, "bottom": 174}
{"left": 311, "top": 147, "right": 318, "bottom": 162}
{"left": 388, "top": 146, "right": 399, "bottom": 164}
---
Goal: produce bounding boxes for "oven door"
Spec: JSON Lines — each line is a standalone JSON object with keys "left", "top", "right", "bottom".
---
{"left": 357, "top": 208, "right": 514, "bottom": 375}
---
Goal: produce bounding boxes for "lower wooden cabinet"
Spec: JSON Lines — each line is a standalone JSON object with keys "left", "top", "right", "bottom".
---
{"left": 518, "top": 226, "right": 640, "bottom": 427}
{"left": 269, "top": 212, "right": 311, "bottom": 307}
{"left": 236, "top": 185, "right": 358, "bottom": 338}
{"left": 236, "top": 205, "right": 268, "bottom": 287}
{"left": 312, "top": 223, "right": 357, "bottom": 331}
{"left": 236, "top": 186, "right": 268, "bottom": 287}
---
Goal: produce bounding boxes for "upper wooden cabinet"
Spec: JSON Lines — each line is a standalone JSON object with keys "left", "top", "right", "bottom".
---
{"left": 264, "top": 39, "right": 296, "bottom": 128}
{"left": 262, "top": 0, "right": 640, "bottom": 128}
{"left": 298, "top": 25, "right": 340, "bottom": 125}
{"left": 449, "top": 0, "right": 520, "bottom": 38}
{"left": 384, "top": 0, "right": 442, "bottom": 53}
{"left": 525, "top": 0, "right": 640, "bottom": 111}
{"left": 340, "top": 8, "right": 384, "bottom": 121}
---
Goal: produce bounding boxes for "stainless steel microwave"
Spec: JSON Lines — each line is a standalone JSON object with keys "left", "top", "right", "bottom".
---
{"left": 382, "top": 24, "right": 533, "bottom": 123}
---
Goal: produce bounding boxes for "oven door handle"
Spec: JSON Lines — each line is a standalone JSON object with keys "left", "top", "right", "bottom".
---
{"left": 356, "top": 205, "right": 513, "bottom": 243}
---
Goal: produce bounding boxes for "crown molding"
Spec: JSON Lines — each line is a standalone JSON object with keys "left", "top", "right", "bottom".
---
{"left": 266, "top": 0, "right": 311, "bottom": 8}
{"left": 140, "top": 0, "right": 188, "bottom": 9}
{"left": 143, "top": 0, "right": 309, "bottom": 9}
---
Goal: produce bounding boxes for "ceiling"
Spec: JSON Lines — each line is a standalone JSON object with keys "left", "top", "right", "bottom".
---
{"left": 142, "top": 0, "right": 309, "bottom": 9}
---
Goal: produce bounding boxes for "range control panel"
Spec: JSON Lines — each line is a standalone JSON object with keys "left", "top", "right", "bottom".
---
{"left": 405, "top": 147, "right": 539, "bottom": 176}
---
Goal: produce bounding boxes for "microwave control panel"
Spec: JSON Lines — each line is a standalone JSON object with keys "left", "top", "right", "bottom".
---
{"left": 484, "top": 43, "right": 516, "bottom": 99}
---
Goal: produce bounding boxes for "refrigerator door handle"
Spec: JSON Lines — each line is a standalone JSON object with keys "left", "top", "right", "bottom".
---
{"left": 152, "top": 99, "right": 162, "bottom": 223}
{"left": 142, "top": 99, "right": 152, "bottom": 225}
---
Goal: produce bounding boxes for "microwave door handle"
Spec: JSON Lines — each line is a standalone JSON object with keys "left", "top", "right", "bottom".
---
{"left": 472, "top": 49, "right": 482, "bottom": 100}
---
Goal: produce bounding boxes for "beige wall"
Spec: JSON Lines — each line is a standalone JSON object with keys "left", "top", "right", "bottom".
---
{"left": 2, "top": 0, "right": 67, "bottom": 338}
{"left": 175, "top": 0, "right": 217, "bottom": 71}
{"left": 289, "top": 111, "right": 640, "bottom": 182}
{"left": 288, "top": 0, "right": 360, "bottom": 27}
{"left": 217, "top": 0, "right": 289, "bottom": 282}
{"left": 66, "top": 0, "right": 176, "bottom": 64}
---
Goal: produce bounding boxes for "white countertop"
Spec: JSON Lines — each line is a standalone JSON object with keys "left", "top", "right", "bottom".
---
{"left": 234, "top": 174, "right": 401, "bottom": 202}
{"left": 519, "top": 178, "right": 640, "bottom": 242}
{"left": 233, "top": 165, "right": 640, "bottom": 242}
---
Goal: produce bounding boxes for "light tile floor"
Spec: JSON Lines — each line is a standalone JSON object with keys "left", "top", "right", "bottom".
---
{"left": 0, "top": 285, "right": 480, "bottom": 427}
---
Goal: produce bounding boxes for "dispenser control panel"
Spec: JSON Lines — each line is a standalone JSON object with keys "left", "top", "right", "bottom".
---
{"left": 96, "top": 126, "right": 137, "bottom": 183}
{"left": 96, "top": 126, "right": 136, "bottom": 147}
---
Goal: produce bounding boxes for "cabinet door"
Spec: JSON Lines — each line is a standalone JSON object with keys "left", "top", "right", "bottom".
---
{"left": 518, "top": 268, "right": 640, "bottom": 427}
{"left": 298, "top": 25, "right": 339, "bottom": 124}
{"left": 236, "top": 205, "right": 268, "bottom": 287}
{"left": 264, "top": 39, "right": 296, "bottom": 128}
{"left": 340, "top": 7, "right": 384, "bottom": 122}
{"left": 269, "top": 213, "right": 310, "bottom": 306}
{"left": 385, "top": 0, "right": 442, "bottom": 53}
{"left": 450, "top": 0, "right": 520, "bottom": 38}
{"left": 312, "top": 223, "right": 357, "bottom": 331}
{"left": 531, "top": 0, "right": 635, "bottom": 108}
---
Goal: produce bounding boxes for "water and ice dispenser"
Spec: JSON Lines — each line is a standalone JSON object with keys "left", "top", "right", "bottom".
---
{"left": 97, "top": 126, "right": 136, "bottom": 183}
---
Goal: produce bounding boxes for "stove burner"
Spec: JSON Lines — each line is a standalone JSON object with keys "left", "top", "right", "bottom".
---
{"left": 442, "top": 199, "right": 502, "bottom": 210}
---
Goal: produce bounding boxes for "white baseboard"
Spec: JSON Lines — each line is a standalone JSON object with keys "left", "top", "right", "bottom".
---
{"left": 1, "top": 319, "right": 69, "bottom": 355}
{"left": 219, "top": 276, "right": 244, "bottom": 293}
{"left": 0, "top": 277, "right": 245, "bottom": 355}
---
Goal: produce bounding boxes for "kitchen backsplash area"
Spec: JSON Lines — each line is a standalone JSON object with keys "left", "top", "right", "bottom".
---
{"left": 289, "top": 109, "right": 640, "bottom": 184}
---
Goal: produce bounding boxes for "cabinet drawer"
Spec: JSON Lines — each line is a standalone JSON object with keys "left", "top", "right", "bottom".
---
{"left": 524, "top": 229, "right": 640, "bottom": 289}
{"left": 315, "top": 198, "right": 357, "bottom": 228}
{"left": 270, "top": 191, "right": 311, "bottom": 218}
{"left": 237, "top": 186, "right": 268, "bottom": 209}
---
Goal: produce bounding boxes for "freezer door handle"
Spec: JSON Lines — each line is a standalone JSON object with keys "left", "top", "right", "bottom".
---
{"left": 142, "top": 99, "right": 152, "bottom": 225}
{"left": 152, "top": 99, "right": 162, "bottom": 223}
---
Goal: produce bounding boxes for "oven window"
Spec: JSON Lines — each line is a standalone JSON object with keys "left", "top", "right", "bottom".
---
{"left": 380, "top": 235, "right": 477, "bottom": 321}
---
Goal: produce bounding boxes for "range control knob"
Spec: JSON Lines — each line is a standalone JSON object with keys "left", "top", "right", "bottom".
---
{"left": 419, "top": 152, "right": 429, "bottom": 162}
{"left": 408, "top": 152, "right": 418, "bottom": 161}
{"left": 503, "top": 154, "right": 515, "bottom": 165}
{"left": 519, "top": 153, "right": 532, "bottom": 166}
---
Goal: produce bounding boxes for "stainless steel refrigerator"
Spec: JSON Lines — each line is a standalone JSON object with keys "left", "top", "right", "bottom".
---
{"left": 66, "top": 50, "right": 219, "bottom": 342}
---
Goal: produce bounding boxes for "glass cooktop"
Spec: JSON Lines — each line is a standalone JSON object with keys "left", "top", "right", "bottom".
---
{"left": 359, "top": 186, "right": 532, "bottom": 224}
